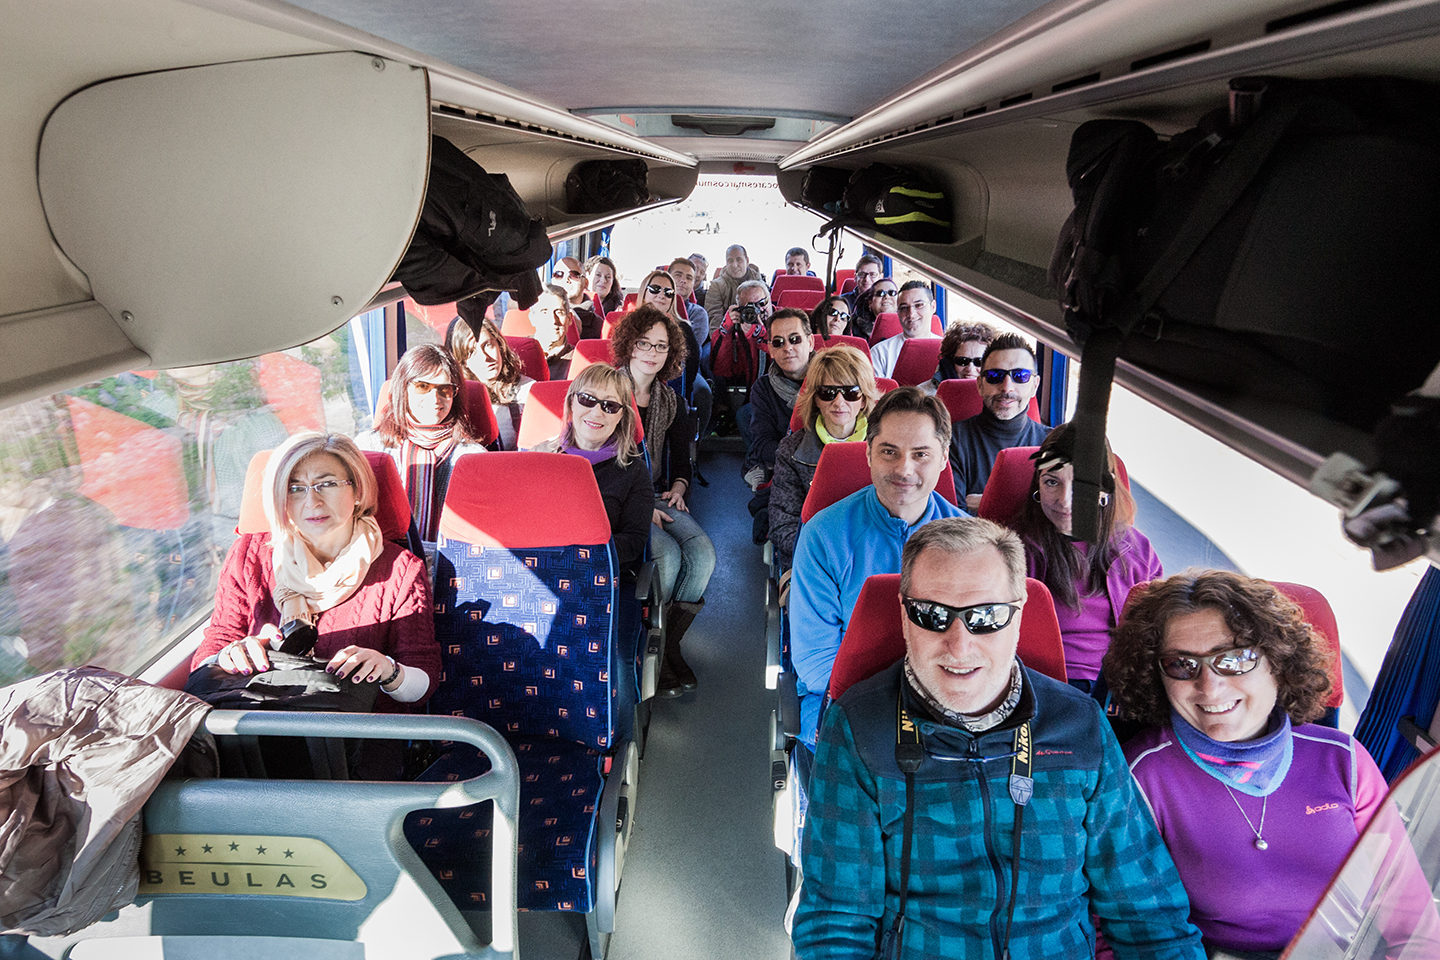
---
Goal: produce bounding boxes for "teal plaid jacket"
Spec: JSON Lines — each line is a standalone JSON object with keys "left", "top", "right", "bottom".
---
{"left": 793, "top": 662, "right": 1204, "bottom": 960}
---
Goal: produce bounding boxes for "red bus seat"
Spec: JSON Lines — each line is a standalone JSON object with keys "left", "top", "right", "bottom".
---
{"left": 890, "top": 338, "right": 943, "bottom": 387}
{"left": 813, "top": 334, "right": 873, "bottom": 363}
{"left": 799, "top": 440, "right": 957, "bottom": 523}
{"left": 501, "top": 307, "right": 532, "bottom": 337}
{"left": 977, "top": 446, "right": 1130, "bottom": 526}
{"left": 869, "top": 312, "right": 900, "bottom": 345}
{"left": 827, "top": 574, "right": 1067, "bottom": 703}
{"left": 515, "top": 379, "right": 644, "bottom": 451}
{"left": 568, "top": 338, "right": 616, "bottom": 379}
{"left": 771, "top": 275, "right": 824, "bottom": 298}
{"left": 777, "top": 289, "right": 825, "bottom": 311}
{"left": 374, "top": 378, "right": 499, "bottom": 447}
{"left": 1269, "top": 581, "right": 1346, "bottom": 711}
{"left": 504, "top": 335, "right": 550, "bottom": 383}
{"left": 603, "top": 309, "right": 628, "bottom": 339}
{"left": 237, "top": 448, "right": 412, "bottom": 542}
{"left": 937, "top": 378, "right": 983, "bottom": 423}
{"left": 835, "top": 268, "right": 855, "bottom": 289}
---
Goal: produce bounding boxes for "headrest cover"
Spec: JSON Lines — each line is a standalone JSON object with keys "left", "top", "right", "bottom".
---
{"left": 439, "top": 452, "right": 612, "bottom": 547}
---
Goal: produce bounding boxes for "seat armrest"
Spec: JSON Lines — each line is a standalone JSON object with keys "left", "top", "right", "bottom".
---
{"left": 765, "top": 577, "right": 782, "bottom": 688}
{"left": 778, "top": 671, "right": 800, "bottom": 740}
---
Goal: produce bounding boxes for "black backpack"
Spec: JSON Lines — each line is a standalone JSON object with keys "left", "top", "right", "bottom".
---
{"left": 392, "top": 135, "right": 552, "bottom": 306}
{"left": 1050, "top": 76, "right": 1440, "bottom": 541}
{"left": 820, "top": 163, "right": 953, "bottom": 244}
{"left": 564, "top": 159, "right": 651, "bottom": 214}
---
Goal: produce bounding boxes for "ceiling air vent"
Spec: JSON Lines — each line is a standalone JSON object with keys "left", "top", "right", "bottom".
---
{"left": 1266, "top": 0, "right": 1382, "bottom": 32}
{"left": 1130, "top": 39, "right": 1212, "bottom": 72}
{"left": 1052, "top": 72, "right": 1101, "bottom": 94}
{"left": 999, "top": 92, "right": 1033, "bottom": 108}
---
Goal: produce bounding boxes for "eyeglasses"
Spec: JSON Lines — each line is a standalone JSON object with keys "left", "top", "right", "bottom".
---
{"left": 827, "top": 308, "right": 850, "bottom": 319}
{"left": 955, "top": 356, "right": 984, "bottom": 368}
{"left": 816, "top": 384, "right": 862, "bottom": 402}
{"left": 287, "top": 478, "right": 354, "bottom": 500}
{"left": 981, "top": 368, "right": 1035, "bottom": 385}
{"left": 574, "top": 392, "right": 625, "bottom": 415}
{"left": 871, "top": 289, "right": 898, "bottom": 299}
{"left": 1157, "top": 647, "right": 1261, "bottom": 681}
{"left": 645, "top": 283, "right": 675, "bottom": 298}
{"left": 410, "top": 380, "right": 457, "bottom": 399}
{"left": 902, "top": 596, "right": 1022, "bottom": 635}
{"left": 633, "top": 340, "right": 670, "bottom": 354}
{"left": 769, "top": 333, "right": 807, "bottom": 349}
{"left": 552, "top": 269, "right": 583, "bottom": 280}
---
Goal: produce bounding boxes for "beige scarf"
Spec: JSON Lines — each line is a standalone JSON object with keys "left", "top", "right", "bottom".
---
{"left": 271, "top": 516, "right": 384, "bottom": 622}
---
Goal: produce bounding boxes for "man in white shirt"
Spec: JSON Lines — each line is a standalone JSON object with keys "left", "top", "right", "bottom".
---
{"left": 870, "top": 281, "right": 939, "bottom": 379}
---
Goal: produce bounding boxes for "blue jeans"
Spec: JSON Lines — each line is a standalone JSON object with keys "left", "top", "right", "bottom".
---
{"left": 650, "top": 497, "right": 716, "bottom": 604}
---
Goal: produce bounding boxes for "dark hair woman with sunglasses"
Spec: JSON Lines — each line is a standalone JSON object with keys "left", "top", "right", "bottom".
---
{"left": 1103, "top": 570, "right": 1390, "bottom": 959}
{"left": 768, "top": 345, "right": 881, "bottom": 568}
{"left": 534, "top": 363, "right": 650, "bottom": 578}
{"left": 356, "top": 343, "right": 487, "bottom": 543}
{"left": 810, "top": 295, "right": 852, "bottom": 337}
{"left": 610, "top": 304, "right": 715, "bottom": 697}
{"left": 1012, "top": 422, "right": 1161, "bottom": 694}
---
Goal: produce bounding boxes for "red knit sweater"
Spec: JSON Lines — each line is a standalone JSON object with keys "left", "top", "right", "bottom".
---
{"left": 193, "top": 533, "right": 440, "bottom": 710}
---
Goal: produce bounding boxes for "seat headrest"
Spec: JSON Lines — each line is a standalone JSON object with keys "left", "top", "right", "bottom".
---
{"left": 827, "top": 574, "right": 1066, "bottom": 702}
{"left": 568, "top": 339, "right": 616, "bottom": 379}
{"left": 374, "top": 379, "right": 499, "bottom": 447}
{"left": 799, "top": 441, "right": 957, "bottom": 523}
{"left": 516, "top": 379, "right": 644, "bottom": 451}
{"left": 977, "top": 446, "right": 1129, "bottom": 526}
{"left": 438, "top": 452, "right": 611, "bottom": 547}
{"left": 504, "top": 335, "right": 550, "bottom": 383}
{"left": 237, "top": 447, "right": 411, "bottom": 541}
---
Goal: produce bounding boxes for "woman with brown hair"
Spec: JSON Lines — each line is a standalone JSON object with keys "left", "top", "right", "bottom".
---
{"left": 1104, "top": 570, "right": 1387, "bottom": 959}
{"left": 355, "top": 343, "right": 488, "bottom": 542}
{"left": 610, "top": 304, "right": 714, "bottom": 697}
{"left": 447, "top": 316, "right": 533, "bottom": 450}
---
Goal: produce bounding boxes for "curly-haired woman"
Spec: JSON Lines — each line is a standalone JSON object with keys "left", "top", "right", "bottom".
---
{"left": 1104, "top": 570, "right": 1385, "bottom": 959}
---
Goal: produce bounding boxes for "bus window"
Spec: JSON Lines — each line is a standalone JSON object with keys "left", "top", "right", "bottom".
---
{"left": 0, "top": 324, "right": 374, "bottom": 687}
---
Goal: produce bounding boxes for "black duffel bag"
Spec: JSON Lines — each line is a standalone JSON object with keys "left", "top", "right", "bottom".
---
{"left": 564, "top": 159, "right": 650, "bottom": 214}
{"left": 392, "top": 135, "right": 552, "bottom": 307}
{"left": 1050, "top": 75, "right": 1440, "bottom": 541}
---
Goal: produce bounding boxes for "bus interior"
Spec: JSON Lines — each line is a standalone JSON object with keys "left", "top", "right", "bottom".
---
{"left": 5, "top": 0, "right": 1440, "bottom": 958}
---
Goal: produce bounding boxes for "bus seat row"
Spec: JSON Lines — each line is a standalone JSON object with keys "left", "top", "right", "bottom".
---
{"left": 777, "top": 289, "right": 825, "bottom": 311}
{"left": 403, "top": 452, "right": 651, "bottom": 958}
{"left": 770, "top": 275, "right": 823, "bottom": 298}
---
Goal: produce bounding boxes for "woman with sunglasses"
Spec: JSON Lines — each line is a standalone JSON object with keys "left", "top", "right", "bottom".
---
{"left": 193, "top": 430, "right": 441, "bottom": 777}
{"left": 932, "top": 320, "right": 997, "bottom": 386}
{"left": 856, "top": 279, "right": 899, "bottom": 342}
{"left": 1104, "top": 570, "right": 1387, "bottom": 959}
{"left": 356, "top": 344, "right": 488, "bottom": 543}
{"left": 768, "top": 345, "right": 880, "bottom": 569}
{"left": 551, "top": 257, "right": 602, "bottom": 339}
{"left": 610, "top": 304, "right": 715, "bottom": 697}
{"left": 534, "top": 363, "right": 651, "bottom": 578}
{"left": 637, "top": 269, "right": 706, "bottom": 428}
{"left": 1012, "top": 422, "right": 1162, "bottom": 695}
{"left": 447, "top": 317, "right": 534, "bottom": 450}
{"left": 810, "top": 295, "right": 853, "bottom": 338}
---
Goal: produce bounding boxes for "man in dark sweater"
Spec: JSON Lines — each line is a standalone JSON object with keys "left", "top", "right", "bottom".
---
{"left": 949, "top": 332, "right": 1050, "bottom": 510}
{"left": 743, "top": 307, "right": 814, "bottom": 490}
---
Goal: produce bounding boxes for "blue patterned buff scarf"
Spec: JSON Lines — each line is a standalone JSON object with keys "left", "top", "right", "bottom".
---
{"left": 1170, "top": 706, "right": 1293, "bottom": 797}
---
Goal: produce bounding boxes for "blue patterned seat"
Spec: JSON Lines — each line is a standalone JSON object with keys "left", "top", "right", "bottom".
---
{"left": 403, "top": 452, "right": 639, "bottom": 957}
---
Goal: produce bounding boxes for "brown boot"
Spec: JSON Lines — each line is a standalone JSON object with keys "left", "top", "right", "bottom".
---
{"left": 657, "top": 600, "right": 703, "bottom": 697}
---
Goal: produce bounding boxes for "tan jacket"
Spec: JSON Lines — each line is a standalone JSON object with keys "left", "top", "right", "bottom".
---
{"left": 703, "top": 264, "right": 764, "bottom": 324}
{"left": 0, "top": 667, "right": 210, "bottom": 936}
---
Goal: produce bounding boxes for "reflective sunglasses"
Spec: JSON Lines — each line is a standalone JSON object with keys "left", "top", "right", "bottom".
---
{"left": 574, "top": 391, "right": 625, "bottom": 415}
{"left": 411, "top": 380, "right": 457, "bottom": 399}
{"left": 1157, "top": 647, "right": 1261, "bottom": 681}
{"left": 827, "top": 308, "right": 851, "bottom": 318}
{"left": 552, "top": 269, "right": 583, "bottom": 280}
{"left": 870, "top": 288, "right": 898, "bottom": 299}
{"left": 645, "top": 283, "right": 675, "bottom": 298}
{"left": 955, "top": 355, "right": 984, "bottom": 368}
{"left": 981, "top": 367, "right": 1035, "bottom": 385}
{"left": 815, "top": 384, "right": 862, "bottom": 402}
{"left": 287, "top": 478, "right": 354, "bottom": 499}
{"left": 769, "top": 333, "right": 807, "bottom": 348}
{"left": 902, "top": 597, "right": 1022, "bottom": 635}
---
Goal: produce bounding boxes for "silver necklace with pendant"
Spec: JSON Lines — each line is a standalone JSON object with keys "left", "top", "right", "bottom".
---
{"left": 1223, "top": 784, "right": 1268, "bottom": 851}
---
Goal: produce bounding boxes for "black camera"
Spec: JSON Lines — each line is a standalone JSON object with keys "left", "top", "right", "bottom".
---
{"left": 737, "top": 303, "right": 760, "bottom": 325}
{"left": 277, "top": 618, "right": 318, "bottom": 656}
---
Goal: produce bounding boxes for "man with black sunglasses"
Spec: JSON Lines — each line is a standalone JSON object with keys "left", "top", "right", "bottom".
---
{"left": 743, "top": 308, "right": 814, "bottom": 494}
{"left": 793, "top": 517, "right": 1203, "bottom": 960}
{"left": 950, "top": 332, "right": 1050, "bottom": 510}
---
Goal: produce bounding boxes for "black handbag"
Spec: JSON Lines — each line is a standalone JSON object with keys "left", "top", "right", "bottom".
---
{"left": 183, "top": 651, "right": 380, "bottom": 713}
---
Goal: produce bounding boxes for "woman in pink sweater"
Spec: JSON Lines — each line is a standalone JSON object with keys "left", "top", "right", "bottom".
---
{"left": 192, "top": 431, "right": 440, "bottom": 717}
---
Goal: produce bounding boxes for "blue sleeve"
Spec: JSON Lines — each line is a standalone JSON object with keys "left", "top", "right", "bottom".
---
{"left": 1084, "top": 706, "right": 1205, "bottom": 960}
{"left": 790, "top": 519, "right": 848, "bottom": 745}
{"left": 793, "top": 704, "right": 886, "bottom": 960}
